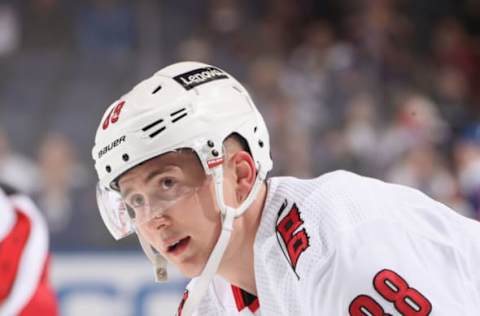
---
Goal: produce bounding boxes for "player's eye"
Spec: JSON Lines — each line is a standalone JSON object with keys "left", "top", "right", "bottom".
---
{"left": 128, "top": 194, "right": 145, "bottom": 208}
{"left": 160, "top": 178, "right": 176, "bottom": 191}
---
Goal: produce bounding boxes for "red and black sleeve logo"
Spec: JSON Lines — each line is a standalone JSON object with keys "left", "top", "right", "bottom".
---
{"left": 275, "top": 199, "right": 310, "bottom": 279}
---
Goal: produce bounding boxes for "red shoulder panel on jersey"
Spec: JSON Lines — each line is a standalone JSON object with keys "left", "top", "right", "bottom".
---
{"left": 0, "top": 209, "right": 31, "bottom": 301}
{"left": 18, "top": 255, "right": 58, "bottom": 316}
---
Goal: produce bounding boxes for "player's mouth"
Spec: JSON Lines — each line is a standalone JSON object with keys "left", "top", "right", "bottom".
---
{"left": 166, "top": 236, "right": 191, "bottom": 256}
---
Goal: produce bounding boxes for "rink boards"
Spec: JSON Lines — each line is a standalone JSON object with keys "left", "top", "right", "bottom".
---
{"left": 51, "top": 252, "right": 188, "bottom": 316}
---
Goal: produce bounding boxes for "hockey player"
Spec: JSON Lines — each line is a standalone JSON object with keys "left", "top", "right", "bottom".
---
{"left": 92, "top": 62, "right": 480, "bottom": 315}
{"left": 0, "top": 182, "right": 58, "bottom": 316}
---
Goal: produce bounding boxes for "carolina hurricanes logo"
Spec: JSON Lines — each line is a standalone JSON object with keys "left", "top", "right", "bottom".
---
{"left": 275, "top": 199, "right": 310, "bottom": 279}
{"left": 177, "top": 289, "right": 189, "bottom": 316}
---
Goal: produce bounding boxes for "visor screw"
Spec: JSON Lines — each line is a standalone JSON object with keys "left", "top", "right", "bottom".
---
{"left": 254, "top": 126, "right": 258, "bottom": 133}
{"left": 106, "top": 165, "right": 111, "bottom": 173}
{"left": 122, "top": 154, "right": 129, "bottom": 162}
{"left": 211, "top": 149, "right": 219, "bottom": 157}
{"left": 258, "top": 140, "right": 264, "bottom": 148}
{"left": 207, "top": 140, "right": 214, "bottom": 147}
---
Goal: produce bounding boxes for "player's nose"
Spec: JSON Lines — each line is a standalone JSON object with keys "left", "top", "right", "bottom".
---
{"left": 146, "top": 214, "right": 171, "bottom": 231}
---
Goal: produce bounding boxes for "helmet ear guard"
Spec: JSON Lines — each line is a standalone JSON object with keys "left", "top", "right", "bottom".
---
{"left": 92, "top": 62, "right": 273, "bottom": 314}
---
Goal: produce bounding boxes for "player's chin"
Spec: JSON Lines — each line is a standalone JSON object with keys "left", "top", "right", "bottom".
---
{"left": 176, "top": 258, "right": 206, "bottom": 278}
{"left": 176, "top": 267, "right": 199, "bottom": 278}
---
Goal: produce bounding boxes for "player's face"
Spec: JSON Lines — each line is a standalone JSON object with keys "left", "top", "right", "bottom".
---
{"left": 117, "top": 150, "right": 223, "bottom": 277}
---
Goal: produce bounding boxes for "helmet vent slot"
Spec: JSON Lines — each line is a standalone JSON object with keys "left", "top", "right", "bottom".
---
{"left": 170, "top": 108, "right": 188, "bottom": 123}
{"left": 232, "top": 85, "right": 242, "bottom": 93}
{"left": 149, "top": 126, "right": 166, "bottom": 138}
{"left": 170, "top": 108, "right": 186, "bottom": 117}
{"left": 171, "top": 113, "right": 188, "bottom": 123}
{"left": 142, "top": 118, "right": 164, "bottom": 131}
{"left": 142, "top": 118, "right": 167, "bottom": 138}
{"left": 152, "top": 85, "right": 162, "bottom": 94}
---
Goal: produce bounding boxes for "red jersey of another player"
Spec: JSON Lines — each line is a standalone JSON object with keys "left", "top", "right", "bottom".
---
{"left": 0, "top": 183, "right": 58, "bottom": 316}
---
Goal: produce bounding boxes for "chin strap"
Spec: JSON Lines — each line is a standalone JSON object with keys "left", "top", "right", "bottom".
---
{"left": 180, "top": 205, "right": 235, "bottom": 316}
{"left": 178, "top": 164, "right": 265, "bottom": 316}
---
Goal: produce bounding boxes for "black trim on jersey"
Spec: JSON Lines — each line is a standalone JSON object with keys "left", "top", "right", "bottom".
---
{"left": 241, "top": 289, "right": 257, "bottom": 307}
{"left": 276, "top": 199, "right": 289, "bottom": 217}
{"left": 231, "top": 285, "right": 259, "bottom": 313}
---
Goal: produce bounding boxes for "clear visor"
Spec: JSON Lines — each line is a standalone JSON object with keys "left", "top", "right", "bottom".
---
{"left": 97, "top": 184, "right": 134, "bottom": 239}
{"left": 96, "top": 173, "right": 209, "bottom": 240}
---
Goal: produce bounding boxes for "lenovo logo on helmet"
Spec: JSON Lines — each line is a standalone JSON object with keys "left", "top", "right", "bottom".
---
{"left": 98, "top": 135, "right": 126, "bottom": 159}
{"left": 173, "top": 67, "right": 228, "bottom": 90}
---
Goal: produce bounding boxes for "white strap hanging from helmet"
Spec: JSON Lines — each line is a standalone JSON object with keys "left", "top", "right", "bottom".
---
{"left": 179, "top": 162, "right": 266, "bottom": 316}
{"left": 137, "top": 233, "right": 168, "bottom": 282}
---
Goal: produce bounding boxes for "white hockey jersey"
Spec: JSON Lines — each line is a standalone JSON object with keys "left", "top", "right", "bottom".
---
{"left": 178, "top": 171, "right": 480, "bottom": 316}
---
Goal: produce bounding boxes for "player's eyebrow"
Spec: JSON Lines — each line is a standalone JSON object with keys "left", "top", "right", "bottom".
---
{"left": 121, "top": 165, "right": 177, "bottom": 198}
{"left": 145, "top": 169, "right": 165, "bottom": 183}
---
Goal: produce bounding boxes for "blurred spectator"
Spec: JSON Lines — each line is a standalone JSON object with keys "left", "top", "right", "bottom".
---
{"left": 433, "top": 66, "right": 471, "bottom": 129}
{"left": 177, "top": 36, "right": 213, "bottom": 64}
{"left": 287, "top": 20, "right": 347, "bottom": 130}
{"left": 208, "top": 0, "right": 242, "bottom": 35}
{"left": 20, "top": 0, "right": 73, "bottom": 51}
{"left": 453, "top": 124, "right": 480, "bottom": 219}
{"left": 0, "top": 3, "right": 19, "bottom": 57}
{"left": 247, "top": 56, "right": 311, "bottom": 176}
{"left": 0, "top": 130, "right": 38, "bottom": 194}
{"left": 377, "top": 93, "right": 449, "bottom": 173}
{"left": 342, "top": 92, "right": 380, "bottom": 176}
{"left": 432, "top": 18, "right": 478, "bottom": 83}
{"left": 312, "top": 127, "right": 356, "bottom": 175}
{"left": 386, "top": 144, "right": 457, "bottom": 205}
{"left": 346, "top": 0, "right": 415, "bottom": 84}
{"left": 74, "top": 0, "right": 136, "bottom": 63}
{"left": 32, "top": 133, "right": 95, "bottom": 250}
{"left": 432, "top": 17, "right": 480, "bottom": 113}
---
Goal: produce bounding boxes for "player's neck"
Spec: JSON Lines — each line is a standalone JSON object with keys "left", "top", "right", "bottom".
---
{"left": 218, "top": 182, "right": 267, "bottom": 295}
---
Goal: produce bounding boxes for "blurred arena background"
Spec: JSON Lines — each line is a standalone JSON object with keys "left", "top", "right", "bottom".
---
{"left": 0, "top": 0, "right": 479, "bottom": 315}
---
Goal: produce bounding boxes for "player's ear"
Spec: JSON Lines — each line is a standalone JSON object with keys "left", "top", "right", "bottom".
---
{"left": 231, "top": 151, "right": 256, "bottom": 204}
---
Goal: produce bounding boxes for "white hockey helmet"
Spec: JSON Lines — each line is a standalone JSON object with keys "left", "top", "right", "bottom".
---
{"left": 92, "top": 61, "right": 272, "bottom": 314}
